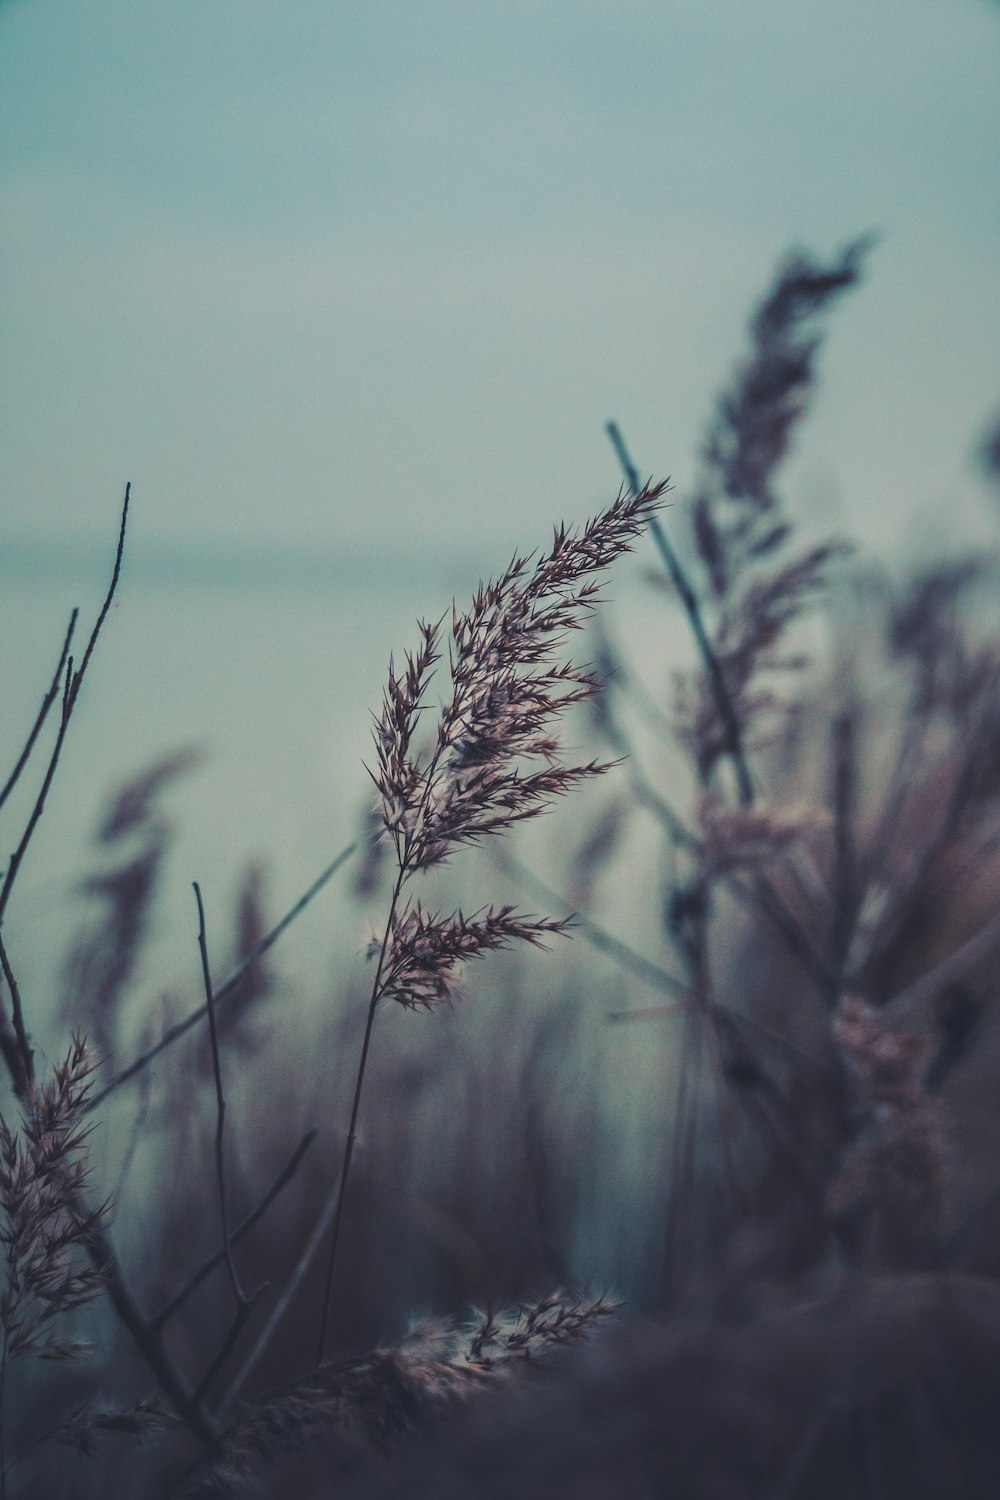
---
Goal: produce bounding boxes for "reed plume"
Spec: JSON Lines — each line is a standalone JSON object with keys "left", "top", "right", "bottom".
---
{"left": 0, "top": 1038, "right": 107, "bottom": 1495}
{"left": 179, "top": 1293, "right": 614, "bottom": 1499}
{"left": 318, "top": 480, "right": 668, "bottom": 1356}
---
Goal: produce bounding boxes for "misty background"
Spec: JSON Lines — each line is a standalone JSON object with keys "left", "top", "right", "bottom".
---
{"left": 1, "top": 0, "right": 999, "bottom": 1025}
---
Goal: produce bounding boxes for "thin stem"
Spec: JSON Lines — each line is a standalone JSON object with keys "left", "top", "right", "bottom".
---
{"left": 86, "top": 842, "right": 356, "bottom": 1113}
{"left": 194, "top": 1302, "right": 256, "bottom": 1406}
{"left": 0, "top": 1010, "right": 27, "bottom": 1107}
{"left": 67, "top": 485, "right": 130, "bottom": 709}
{"left": 152, "top": 1129, "right": 317, "bottom": 1330}
{"left": 316, "top": 872, "right": 403, "bottom": 1361}
{"left": 193, "top": 882, "right": 250, "bottom": 1311}
{"left": 0, "top": 608, "right": 77, "bottom": 814}
{"left": 0, "top": 486, "right": 130, "bottom": 1094}
{"left": 84, "top": 1218, "right": 219, "bottom": 1444}
{"left": 606, "top": 421, "right": 755, "bottom": 807}
{"left": 0, "top": 485, "right": 129, "bottom": 929}
{"left": 0, "top": 934, "right": 31, "bottom": 1099}
{"left": 218, "top": 1168, "right": 344, "bottom": 1418}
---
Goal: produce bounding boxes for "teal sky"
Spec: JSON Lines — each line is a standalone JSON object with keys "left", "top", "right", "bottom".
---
{"left": 2, "top": 0, "right": 999, "bottom": 564}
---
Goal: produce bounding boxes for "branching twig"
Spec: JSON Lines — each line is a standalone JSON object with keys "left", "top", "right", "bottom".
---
{"left": 0, "top": 608, "right": 78, "bottom": 814}
{"left": 152, "top": 1130, "right": 317, "bottom": 1330}
{"left": 0, "top": 486, "right": 129, "bottom": 928}
{"left": 194, "top": 1302, "right": 257, "bottom": 1408}
{"left": 85, "top": 1223, "right": 221, "bottom": 1445}
{"left": 0, "top": 486, "right": 130, "bottom": 1091}
{"left": 217, "top": 1173, "right": 343, "bottom": 1418}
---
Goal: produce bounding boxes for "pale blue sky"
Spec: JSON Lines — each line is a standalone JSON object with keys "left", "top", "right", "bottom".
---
{"left": 2, "top": 0, "right": 999, "bottom": 564}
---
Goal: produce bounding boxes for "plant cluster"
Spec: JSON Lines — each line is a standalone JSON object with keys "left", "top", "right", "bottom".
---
{"left": 2, "top": 238, "right": 1000, "bottom": 1498}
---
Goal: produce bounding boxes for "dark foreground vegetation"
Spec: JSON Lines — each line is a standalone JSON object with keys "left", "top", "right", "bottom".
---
{"left": 4, "top": 240, "right": 1000, "bottom": 1498}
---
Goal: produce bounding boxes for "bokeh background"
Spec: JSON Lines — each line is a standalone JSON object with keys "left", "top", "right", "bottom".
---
{"left": 4, "top": 11, "right": 1000, "bottom": 1492}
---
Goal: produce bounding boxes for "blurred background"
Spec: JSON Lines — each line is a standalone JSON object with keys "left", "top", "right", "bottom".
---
{"left": 3, "top": 6, "right": 1000, "bottom": 1491}
{"left": 3, "top": 5, "right": 998, "bottom": 980}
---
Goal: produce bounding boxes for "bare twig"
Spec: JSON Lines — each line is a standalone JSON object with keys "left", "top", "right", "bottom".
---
{"left": 0, "top": 490, "right": 227, "bottom": 1449}
{"left": 186, "top": 882, "right": 270, "bottom": 1410}
{"left": 86, "top": 1223, "right": 220, "bottom": 1445}
{"left": 0, "top": 486, "right": 130, "bottom": 1092}
{"left": 0, "top": 608, "right": 78, "bottom": 814}
{"left": 217, "top": 1173, "right": 343, "bottom": 1418}
{"left": 152, "top": 1130, "right": 317, "bottom": 1330}
{"left": 194, "top": 1302, "right": 256, "bottom": 1407}
{"left": 0, "top": 486, "right": 129, "bottom": 929}
{"left": 86, "top": 841, "right": 356, "bottom": 1113}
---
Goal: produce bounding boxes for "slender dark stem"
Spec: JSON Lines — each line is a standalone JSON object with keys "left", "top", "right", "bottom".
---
{"left": 86, "top": 841, "right": 356, "bottom": 1113}
{"left": 0, "top": 608, "right": 78, "bottom": 814}
{"left": 0, "top": 934, "right": 31, "bottom": 1098}
{"left": 606, "top": 422, "right": 754, "bottom": 807}
{"left": 194, "top": 1302, "right": 256, "bottom": 1405}
{"left": 0, "top": 484, "right": 129, "bottom": 928}
{"left": 0, "top": 487, "right": 130, "bottom": 1092}
{"left": 85, "top": 1220, "right": 220, "bottom": 1444}
{"left": 0, "top": 668, "right": 72, "bottom": 1092}
{"left": 0, "top": 1008, "right": 28, "bottom": 1101}
{"left": 0, "top": 488, "right": 219, "bottom": 1446}
{"left": 218, "top": 1169, "right": 344, "bottom": 1417}
{"left": 194, "top": 882, "right": 250, "bottom": 1311}
{"left": 69, "top": 484, "right": 130, "bottom": 707}
{"left": 316, "top": 873, "right": 403, "bottom": 1361}
{"left": 152, "top": 1129, "right": 317, "bottom": 1330}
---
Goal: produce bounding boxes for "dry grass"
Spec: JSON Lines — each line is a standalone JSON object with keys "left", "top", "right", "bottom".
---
{"left": 2, "top": 240, "right": 1000, "bottom": 1497}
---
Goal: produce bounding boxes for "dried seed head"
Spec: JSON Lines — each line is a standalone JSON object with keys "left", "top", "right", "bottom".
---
{"left": 372, "top": 482, "right": 668, "bottom": 875}
{"left": 0, "top": 1036, "right": 107, "bottom": 1367}
{"left": 379, "top": 904, "right": 573, "bottom": 1011}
